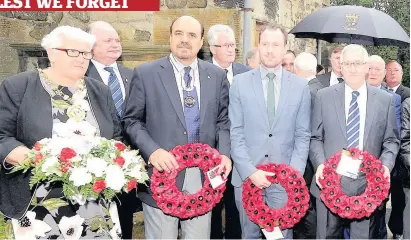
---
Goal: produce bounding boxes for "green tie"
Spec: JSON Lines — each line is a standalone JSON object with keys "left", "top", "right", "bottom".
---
{"left": 267, "top": 73, "right": 276, "bottom": 125}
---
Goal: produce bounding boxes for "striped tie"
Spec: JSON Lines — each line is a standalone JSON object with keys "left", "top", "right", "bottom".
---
{"left": 346, "top": 91, "right": 360, "bottom": 148}
{"left": 104, "top": 67, "right": 124, "bottom": 117}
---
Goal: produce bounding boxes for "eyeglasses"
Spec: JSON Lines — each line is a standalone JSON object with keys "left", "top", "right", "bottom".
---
{"left": 213, "top": 43, "right": 236, "bottom": 49}
{"left": 53, "top": 48, "right": 93, "bottom": 60}
{"left": 341, "top": 62, "right": 367, "bottom": 68}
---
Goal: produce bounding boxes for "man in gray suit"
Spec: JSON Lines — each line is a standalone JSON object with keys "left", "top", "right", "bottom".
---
{"left": 122, "top": 16, "right": 232, "bottom": 239}
{"left": 229, "top": 24, "right": 311, "bottom": 239}
{"left": 311, "top": 44, "right": 400, "bottom": 239}
{"left": 85, "top": 21, "right": 137, "bottom": 239}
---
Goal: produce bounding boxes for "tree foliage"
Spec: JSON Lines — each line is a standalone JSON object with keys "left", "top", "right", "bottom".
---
{"left": 330, "top": 0, "right": 410, "bottom": 86}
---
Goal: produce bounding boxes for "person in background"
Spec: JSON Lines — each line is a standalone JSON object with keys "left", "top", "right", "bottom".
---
{"left": 316, "top": 46, "right": 345, "bottom": 86}
{"left": 245, "top": 47, "right": 260, "bottom": 69}
{"left": 316, "top": 64, "right": 325, "bottom": 75}
{"left": 282, "top": 49, "right": 296, "bottom": 73}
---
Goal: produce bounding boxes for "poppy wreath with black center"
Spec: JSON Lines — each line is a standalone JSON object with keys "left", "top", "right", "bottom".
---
{"left": 151, "top": 143, "right": 226, "bottom": 219}
{"left": 242, "top": 163, "right": 309, "bottom": 231}
{"left": 318, "top": 148, "right": 390, "bottom": 219}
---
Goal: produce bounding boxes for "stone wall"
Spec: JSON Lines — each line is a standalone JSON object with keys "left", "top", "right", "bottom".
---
{"left": 0, "top": 0, "right": 329, "bottom": 81}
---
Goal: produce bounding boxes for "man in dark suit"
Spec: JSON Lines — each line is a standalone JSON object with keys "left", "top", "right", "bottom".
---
{"left": 311, "top": 44, "right": 399, "bottom": 239}
{"left": 206, "top": 23, "right": 250, "bottom": 239}
{"left": 282, "top": 50, "right": 296, "bottom": 73}
{"left": 386, "top": 60, "right": 410, "bottom": 238}
{"left": 316, "top": 46, "right": 345, "bottom": 87}
{"left": 85, "top": 21, "right": 139, "bottom": 239}
{"left": 122, "top": 16, "right": 232, "bottom": 239}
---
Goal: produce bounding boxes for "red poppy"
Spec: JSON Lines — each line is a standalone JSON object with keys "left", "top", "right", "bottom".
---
{"left": 114, "top": 142, "right": 127, "bottom": 152}
{"left": 60, "top": 148, "right": 77, "bottom": 162}
{"left": 33, "top": 142, "right": 41, "bottom": 151}
{"left": 126, "top": 178, "right": 137, "bottom": 192}
{"left": 114, "top": 156, "right": 125, "bottom": 167}
{"left": 92, "top": 180, "right": 106, "bottom": 193}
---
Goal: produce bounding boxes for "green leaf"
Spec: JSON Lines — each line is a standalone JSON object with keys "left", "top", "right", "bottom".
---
{"left": 51, "top": 99, "right": 71, "bottom": 110}
{"left": 4, "top": 220, "right": 13, "bottom": 240}
{"left": 107, "top": 219, "right": 114, "bottom": 229}
{"left": 88, "top": 218, "right": 104, "bottom": 232}
{"left": 31, "top": 196, "right": 38, "bottom": 206}
{"left": 40, "top": 198, "right": 69, "bottom": 211}
{"left": 102, "top": 207, "right": 110, "bottom": 217}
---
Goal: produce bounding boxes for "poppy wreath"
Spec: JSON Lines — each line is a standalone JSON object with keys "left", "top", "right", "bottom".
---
{"left": 151, "top": 143, "right": 226, "bottom": 219}
{"left": 319, "top": 148, "right": 390, "bottom": 219}
{"left": 242, "top": 164, "right": 310, "bottom": 231}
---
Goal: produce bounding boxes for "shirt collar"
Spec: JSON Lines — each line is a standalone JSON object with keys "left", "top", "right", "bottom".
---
{"left": 91, "top": 59, "right": 118, "bottom": 71}
{"left": 169, "top": 53, "right": 198, "bottom": 73}
{"left": 331, "top": 71, "right": 343, "bottom": 80}
{"left": 212, "top": 57, "right": 233, "bottom": 72}
{"left": 345, "top": 82, "right": 367, "bottom": 97}
{"left": 260, "top": 64, "right": 282, "bottom": 80}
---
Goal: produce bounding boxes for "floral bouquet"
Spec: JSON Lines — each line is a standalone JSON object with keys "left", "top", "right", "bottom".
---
{"left": 12, "top": 126, "right": 149, "bottom": 205}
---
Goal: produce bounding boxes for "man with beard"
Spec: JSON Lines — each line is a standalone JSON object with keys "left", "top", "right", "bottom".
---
{"left": 85, "top": 21, "right": 138, "bottom": 239}
{"left": 122, "top": 16, "right": 232, "bottom": 239}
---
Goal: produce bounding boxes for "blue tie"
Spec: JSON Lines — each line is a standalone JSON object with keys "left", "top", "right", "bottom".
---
{"left": 346, "top": 91, "right": 360, "bottom": 148}
{"left": 104, "top": 67, "right": 124, "bottom": 117}
{"left": 182, "top": 66, "right": 200, "bottom": 143}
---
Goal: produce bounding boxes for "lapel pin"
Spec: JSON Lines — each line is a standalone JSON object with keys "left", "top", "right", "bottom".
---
{"left": 125, "top": 78, "right": 128, "bottom": 83}
{"left": 208, "top": 76, "right": 210, "bottom": 79}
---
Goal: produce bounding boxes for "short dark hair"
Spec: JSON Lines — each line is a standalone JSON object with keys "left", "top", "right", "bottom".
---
{"left": 170, "top": 16, "right": 205, "bottom": 38}
{"left": 258, "top": 24, "right": 288, "bottom": 45}
{"left": 316, "top": 64, "right": 324, "bottom": 73}
{"left": 330, "top": 46, "right": 344, "bottom": 58}
{"left": 286, "top": 50, "right": 295, "bottom": 56}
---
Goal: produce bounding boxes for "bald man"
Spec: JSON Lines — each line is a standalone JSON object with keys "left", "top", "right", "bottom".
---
{"left": 85, "top": 21, "right": 138, "bottom": 239}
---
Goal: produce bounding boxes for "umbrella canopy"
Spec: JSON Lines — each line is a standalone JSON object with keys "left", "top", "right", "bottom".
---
{"left": 290, "top": 5, "right": 410, "bottom": 47}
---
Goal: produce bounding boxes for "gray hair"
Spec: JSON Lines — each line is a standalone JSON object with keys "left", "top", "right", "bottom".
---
{"left": 340, "top": 44, "right": 369, "bottom": 64}
{"left": 207, "top": 24, "right": 235, "bottom": 46}
{"left": 41, "top": 26, "right": 96, "bottom": 50}
{"left": 246, "top": 47, "right": 258, "bottom": 60}
{"left": 369, "top": 55, "right": 385, "bottom": 65}
{"left": 294, "top": 52, "right": 317, "bottom": 73}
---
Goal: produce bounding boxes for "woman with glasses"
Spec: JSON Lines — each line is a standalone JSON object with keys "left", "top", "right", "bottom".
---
{"left": 0, "top": 26, "right": 123, "bottom": 239}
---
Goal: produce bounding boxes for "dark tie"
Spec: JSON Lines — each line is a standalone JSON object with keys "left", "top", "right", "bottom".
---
{"left": 104, "top": 67, "right": 124, "bottom": 117}
{"left": 224, "top": 69, "right": 228, "bottom": 75}
{"left": 389, "top": 88, "right": 394, "bottom": 92}
{"left": 182, "top": 66, "right": 200, "bottom": 143}
{"left": 347, "top": 91, "right": 360, "bottom": 148}
{"left": 337, "top": 77, "right": 344, "bottom": 83}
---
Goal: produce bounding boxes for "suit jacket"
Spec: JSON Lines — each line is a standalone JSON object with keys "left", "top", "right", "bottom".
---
{"left": 400, "top": 97, "right": 410, "bottom": 187}
{"left": 122, "top": 56, "right": 230, "bottom": 207}
{"left": 316, "top": 72, "right": 332, "bottom": 87}
{"left": 395, "top": 84, "right": 411, "bottom": 102}
{"left": 208, "top": 59, "right": 251, "bottom": 76}
{"left": 0, "top": 71, "right": 122, "bottom": 219}
{"left": 229, "top": 68, "right": 311, "bottom": 187}
{"left": 85, "top": 61, "right": 133, "bottom": 112}
{"left": 381, "top": 86, "right": 402, "bottom": 131}
{"left": 308, "top": 77, "right": 325, "bottom": 110}
{"left": 309, "top": 83, "right": 400, "bottom": 198}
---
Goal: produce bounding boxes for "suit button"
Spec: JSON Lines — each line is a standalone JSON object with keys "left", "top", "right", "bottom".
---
{"left": 265, "top": 154, "right": 268, "bottom": 158}
{"left": 269, "top": 134, "right": 272, "bottom": 137}
{"left": 183, "top": 131, "right": 187, "bottom": 135}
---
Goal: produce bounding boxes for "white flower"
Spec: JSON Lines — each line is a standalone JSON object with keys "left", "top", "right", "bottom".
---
{"left": 69, "top": 167, "right": 92, "bottom": 187}
{"left": 127, "top": 165, "right": 143, "bottom": 179}
{"left": 120, "top": 151, "right": 139, "bottom": 169}
{"left": 41, "top": 156, "right": 60, "bottom": 176}
{"left": 86, "top": 157, "right": 107, "bottom": 177}
{"left": 11, "top": 211, "right": 52, "bottom": 240}
{"left": 105, "top": 165, "right": 126, "bottom": 191}
{"left": 77, "top": 99, "right": 91, "bottom": 112}
{"left": 70, "top": 156, "right": 82, "bottom": 163}
{"left": 70, "top": 194, "right": 86, "bottom": 205}
{"left": 58, "top": 215, "right": 85, "bottom": 240}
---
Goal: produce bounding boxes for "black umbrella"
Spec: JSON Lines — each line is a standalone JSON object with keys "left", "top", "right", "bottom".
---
{"left": 290, "top": 5, "right": 410, "bottom": 47}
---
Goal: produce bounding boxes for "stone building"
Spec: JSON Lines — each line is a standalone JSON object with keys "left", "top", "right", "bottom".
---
{"left": 0, "top": 0, "right": 329, "bottom": 81}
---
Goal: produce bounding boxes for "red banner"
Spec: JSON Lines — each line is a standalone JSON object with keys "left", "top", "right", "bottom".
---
{"left": 0, "top": 0, "right": 159, "bottom": 11}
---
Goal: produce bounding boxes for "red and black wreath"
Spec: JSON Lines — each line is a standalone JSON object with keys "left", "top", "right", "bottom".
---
{"left": 319, "top": 148, "right": 390, "bottom": 219}
{"left": 242, "top": 164, "right": 310, "bottom": 231}
{"left": 151, "top": 143, "right": 226, "bottom": 219}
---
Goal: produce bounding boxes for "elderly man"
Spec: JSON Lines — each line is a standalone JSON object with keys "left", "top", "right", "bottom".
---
{"left": 386, "top": 60, "right": 410, "bottom": 102}
{"left": 311, "top": 44, "right": 399, "bottom": 239}
{"left": 246, "top": 47, "right": 260, "bottom": 69}
{"left": 85, "top": 21, "right": 138, "bottom": 239}
{"left": 317, "top": 46, "right": 345, "bottom": 87}
{"left": 207, "top": 23, "right": 250, "bottom": 240}
{"left": 282, "top": 50, "right": 296, "bottom": 72}
{"left": 123, "top": 16, "right": 232, "bottom": 239}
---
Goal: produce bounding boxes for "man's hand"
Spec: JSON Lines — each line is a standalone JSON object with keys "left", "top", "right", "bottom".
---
{"left": 149, "top": 149, "right": 179, "bottom": 173}
{"left": 217, "top": 155, "right": 232, "bottom": 179}
{"left": 5, "top": 146, "right": 30, "bottom": 166}
{"left": 315, "top": 164, "right": 325, "bottom": 189}
{"left": 249, "top": 170, "right": 275, "bottom": 189}
{"left": 382, "top": 165, "right": 390, "bottom": 182}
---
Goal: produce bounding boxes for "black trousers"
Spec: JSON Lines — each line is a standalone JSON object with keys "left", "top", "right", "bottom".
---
{"left": 210, "top": 173, "right": 242, "bottom": 239}
{"left": 388, "top": 162, "right": 406, "bottom": 236}
{"left": 116, "top": 189, "right": 142, "bottom": 239}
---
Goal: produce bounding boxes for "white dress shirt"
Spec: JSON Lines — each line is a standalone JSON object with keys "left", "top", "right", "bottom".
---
{"left": 330, "top": 71, "right": 343, "bottom": 86}
{"left": 212, "top": 58, "right": 233, "bottom": 85}
{"left": 344, "top": 83, "right": 367, "bottom": 150}
{"left": 91, "top": 59, "right": 126, "bottom": 100}
{"left": 169, "top": 54, "right": 201, "bottom": 109}
{"left": 260, "top": 65, "right": 282, "bottom": 111}
{"left": 388, "top": 83, "right": 401, "bottom": 92}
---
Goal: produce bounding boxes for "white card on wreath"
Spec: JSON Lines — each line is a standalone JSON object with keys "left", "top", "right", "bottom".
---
{"left": 206, "top": 166, "right": 225, "bottom": 189}
{"left": 262, "top": 227, "right": 284, "bottom": 240}
{"left": 336, "top": 153, "right": 361, "bottom": 179}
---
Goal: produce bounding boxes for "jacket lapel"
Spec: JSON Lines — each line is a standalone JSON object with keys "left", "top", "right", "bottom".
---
{"left": 158, "top": 57, "right": 187, "bottom": 129}
{"left": 252, "top": 69, "right": 269, "bottom": 129}
{"left": 271, "top": 69, "right": 291, "bottom": 129}
{"left": 363, "top": 85, "right": 377, "bottom": 146}
{"left": 334, "top": 83, "right": 347, "bottom": 140}
{"left": 85, "top": 62, "right": 103, "bottom": 83}
{"left": 199, "top": 61, "right": 213, "bottom": 128}
{"left": 117, "top": 64, "right": 132, "bottom": 99}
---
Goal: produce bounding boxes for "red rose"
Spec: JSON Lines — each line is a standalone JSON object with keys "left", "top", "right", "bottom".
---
{"left": 114, "top": 156, "right": 125, "bottom": 167}
{"left": 60, "top": 148, "right": 77, "bottom": 162}
{"left": 92, "top": 180, "right": 106, "bottom": 193}
{"left": 34, "top": 153, "right": 43, "bottom": 164}
{"left": 115, "top": 142, "right": 127, "bottom": 152}
{"left": 34, "top": 142, "right": 41, "bottom": 151}
{"left": 127, "top": 178, "right": 137, "bottom": 192}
